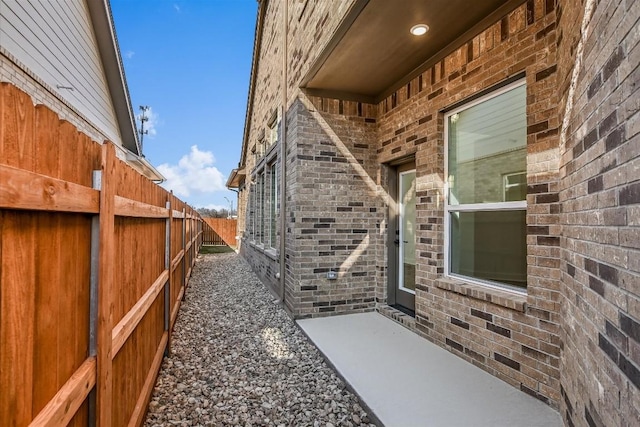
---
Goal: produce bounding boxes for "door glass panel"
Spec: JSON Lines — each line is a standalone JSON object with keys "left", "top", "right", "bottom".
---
{"left": 399, "top": 171, "right": 416, "bottom": 292}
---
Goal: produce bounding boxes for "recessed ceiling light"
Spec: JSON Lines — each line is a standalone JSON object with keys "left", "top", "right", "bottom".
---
{"left": 410, "top": 24, "right": 429, "bottom": 36}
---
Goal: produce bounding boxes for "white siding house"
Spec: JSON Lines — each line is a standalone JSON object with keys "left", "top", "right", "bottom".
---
{"left": 0, "top": 0, "right": 163, "bottom": 181}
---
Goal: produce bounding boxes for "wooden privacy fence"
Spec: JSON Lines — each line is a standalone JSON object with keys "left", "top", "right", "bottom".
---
{"left": 202, "top": 218, "right": 237, "bottom": 247}
{"left": 202, "top": 226, "right": 226, "bottom": 246}
{"left": 0, "top": 83, "right": 214, "bottom": 426}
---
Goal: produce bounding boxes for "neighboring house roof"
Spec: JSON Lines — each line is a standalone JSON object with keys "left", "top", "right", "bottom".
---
{"left": 86, "top": 0, "right": 141, "bottom": 156}
{"left": 87, "top": 0, "right": 165, "bottom": 182}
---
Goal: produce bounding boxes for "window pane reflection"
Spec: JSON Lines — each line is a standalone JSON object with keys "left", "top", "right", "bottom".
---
{"left": 448, "top": 84, "right": 527, "bottom": 205}
{"left": 450, "top": 210, "right": 527, "bottom": 288}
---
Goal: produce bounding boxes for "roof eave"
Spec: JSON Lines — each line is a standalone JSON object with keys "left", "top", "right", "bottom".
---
{"left": 239, "top": 0, "right": 267, "bottom": 169}
{"left": 86, "top": 0, "right": 141, "bottom": 156}
{"left": 125, "top": 152, "right": 165, "bottom": 183}
{"left": 226, "top": 168, "right": 246, "bottom": 189}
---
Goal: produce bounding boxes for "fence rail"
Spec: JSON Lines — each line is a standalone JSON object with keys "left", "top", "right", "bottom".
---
{"left": 0, "top": 82, "right": 213, "bottom": 426}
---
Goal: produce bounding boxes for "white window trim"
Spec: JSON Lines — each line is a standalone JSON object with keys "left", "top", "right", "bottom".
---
{"left": 259, "top": 170, "right": 266, "bottom": 245}
{"left": 250, "top": 181, "right": 257, "bottom": 242}
{"left": 443, "top": 79, "right": 527, "bottom": 295}
{"left": 268, "top": 161, "right": 278, "bottom": 250}
{"left": 249, "top": 159, "right": 279, "bottom": 250}
{"left": 503, "top": 171, "right": 527, "bottom": 202}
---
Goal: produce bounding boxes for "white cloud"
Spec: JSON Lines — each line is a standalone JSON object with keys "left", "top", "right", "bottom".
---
{"left": 173, "top": 4, "right": 181, "bottom": 12}
{"left": 125, "top": 50, "right": 135, "bottom": 59}
{"left": 136, "top": 107, "right": 158, "bottom": 138}
{"left": 157, "top": 145, "right": 225, "bottom": 198}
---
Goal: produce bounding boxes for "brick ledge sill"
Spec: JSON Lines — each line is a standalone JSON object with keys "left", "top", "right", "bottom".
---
{"left": 247, "top": 241, "right": 278, "bottom": 260}
{"left": 376, "top": 304, "right": 416, "bottom": 332}
{"left": 435, "top": 278, "right": 527, "bottom": 312}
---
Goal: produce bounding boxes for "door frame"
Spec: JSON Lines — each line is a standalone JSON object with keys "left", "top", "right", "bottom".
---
{"left": 386, "top": 158, "right": 416, "bottom": 313}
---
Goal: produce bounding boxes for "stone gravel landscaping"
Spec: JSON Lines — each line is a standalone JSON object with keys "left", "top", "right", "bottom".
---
{"left": 144, "top": 253, "right": 375, "bottom": 427}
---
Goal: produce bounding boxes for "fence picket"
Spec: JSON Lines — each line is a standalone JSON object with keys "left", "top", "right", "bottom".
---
{"left": 202, "top": 218, "right": 237, "bottom": 246}
{"left": 0, "top": 83, "right": 216, "bottom": 426}
{"left": 97, "top": 143, "right": 115, "bottom": 427}
{"left": 0, "top": 83, "right": 36, "bottom": 426}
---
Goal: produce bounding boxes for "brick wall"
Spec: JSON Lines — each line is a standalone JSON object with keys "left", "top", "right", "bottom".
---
{"left": 557, "top": 0, "right": 640, "bottom": 425}
{"left": 238, "top": 0, "right": 358, "bottom": 302}
{"left": 238, "top": 0, "right": 639, "bottom": 421}
{"left": 373, "top": 1, "right": 562, "bottom": 406}
{"left": 242, "top": 0, "right": 565, "bottom": 406}
{"left": 284, "top": 96, "right": 381, "bottom": 318}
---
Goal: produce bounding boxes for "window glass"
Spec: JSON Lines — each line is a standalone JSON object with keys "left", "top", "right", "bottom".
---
{"left": 259, "top": 172, "right": 265, "bottom": 244}
{"left": 270, "top": 163, "right": 278, "bottom": 248}
{"left": 503, "top": 172, "right": 527, "bottom": 201}
{"left": 270, "top": 121, "right": 278, "bottom": 146}
{"left": 400, "top": 170, "right": 416, "bottom": 292}
{"left": 449, "top": 210, "right": 527, "bottom": 288}
{"left": 250, "top": 182, "right": 256, "bottom": 241}
{"left": 448, "top": 84, "right": 526, "bottom": 205}
{"left": 446, "top": 82, "right": 527, "bottom": 290}
{"left": 268, "top": 114, "right": 280, "bottom": 148}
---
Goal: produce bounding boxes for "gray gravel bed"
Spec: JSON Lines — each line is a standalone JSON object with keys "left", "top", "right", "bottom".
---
{"left": 144, "top": 253, "right": 375, "bottom": 427}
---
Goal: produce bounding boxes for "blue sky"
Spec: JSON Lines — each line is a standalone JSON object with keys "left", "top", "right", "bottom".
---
{"left": 110, "top": 0, "right": 257, "bottom": 211}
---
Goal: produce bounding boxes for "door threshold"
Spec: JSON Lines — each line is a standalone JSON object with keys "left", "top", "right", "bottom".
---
{"left": 390, "top": 304, "right": 415, "bottom": 318}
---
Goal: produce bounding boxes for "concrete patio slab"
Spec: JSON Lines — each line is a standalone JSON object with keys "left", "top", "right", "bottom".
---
{"left": 298, "top": 312, "right": 562, "bottom": 427}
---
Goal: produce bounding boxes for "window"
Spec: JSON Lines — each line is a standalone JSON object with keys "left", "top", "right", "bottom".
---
{"left": 255, "top": 139, "right": 265, "bottom": 164}
{"left": 251, "top": 145, "right": 257, "bottom": 165}
{"left": 503, "top": 172, "right": 527, "bottom": 202}
{"left": 250, "top": 162, "right": 279, "bottom": 249}
{"left": 249, "top": 174, "right": 263, "bottom": 244}
{"left": 249, "top": 181, "right": 256, "bottom": 241}
{"left": 269, "top": 162, "right": 278, "bottom": 248}
{"left": 248, "top": 107, "right": 281, "bottom": 251}
{"left": 445, "top": 80, "right": 527, "bottom": 291}
{"left": 267, "top": 111, "right": 280, "bottom": 149}
{"left": 258, "top": 171, "right": 265, "bottom": 244}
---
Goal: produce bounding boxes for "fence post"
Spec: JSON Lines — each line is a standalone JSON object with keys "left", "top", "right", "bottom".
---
{"left": 189, "top": 215, "right": 198, "bottom": 262}
{"left": 88, "top": 170, "right": 102, "bottom": 427}
{"left": 164, "top": 198, "right": 172, "bottom": 355}
{"left": 182, "top": 208, "right": 186, "bottom": 298}
{"left": 190, "top": 214, "right": 194, "bottom": 268}
{"left": 97, "top": 143, "right": 116, "bottom": 427}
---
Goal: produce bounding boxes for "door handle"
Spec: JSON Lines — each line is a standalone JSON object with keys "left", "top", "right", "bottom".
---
{"left": 394, "top": 239, "right": 408, "bottom": 245}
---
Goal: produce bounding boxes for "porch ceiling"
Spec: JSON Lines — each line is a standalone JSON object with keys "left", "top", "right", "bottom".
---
{"left": 302, "top": 0, "right": 523, "bottom": 103}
